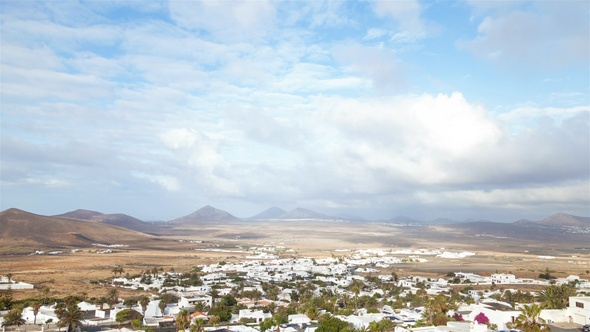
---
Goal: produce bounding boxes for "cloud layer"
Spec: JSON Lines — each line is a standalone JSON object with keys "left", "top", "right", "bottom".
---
{"left": 1, "top": 0, "right": 588, "bottom": 221}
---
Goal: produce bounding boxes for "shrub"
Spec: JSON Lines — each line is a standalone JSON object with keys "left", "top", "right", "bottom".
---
{"left": 474, "top": 312, "right": 489, "bottom": 325}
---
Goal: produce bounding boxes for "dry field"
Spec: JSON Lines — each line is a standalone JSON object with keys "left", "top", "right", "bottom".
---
{"left": 2, "top": 220, "right": 589, "bottom": 300}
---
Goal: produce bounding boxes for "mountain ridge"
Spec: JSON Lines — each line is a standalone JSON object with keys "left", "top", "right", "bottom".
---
{"left": 56, "top": 209, "right": 155, "bottom": 232}
{"left": 0, "top": 208, "right": 153, "bottom": 253}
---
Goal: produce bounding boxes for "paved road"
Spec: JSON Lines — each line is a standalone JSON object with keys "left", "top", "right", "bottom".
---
{"left": 550, "top": 323, "right": 584, "bottom": 332}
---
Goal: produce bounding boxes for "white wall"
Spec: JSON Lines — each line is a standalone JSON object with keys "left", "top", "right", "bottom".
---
{"left": 568, "top": 297, "right": 590, "bottom": 325}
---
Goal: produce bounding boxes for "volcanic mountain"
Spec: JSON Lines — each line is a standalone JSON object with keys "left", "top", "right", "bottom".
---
{"left": 537, "top": 213, "right": 590, "bottom": 227}
{"left": 169, "top": 205, "right": 241, "bottom": 223}
{"left": 0, "top": 208, "right": 153, "bottom": 253}
{"left": 56, "top": 209, "right": 155, "bottom": 232}
{"left": 247, "top": 207, "right": 287, "bottom": 220}
{"left": 278, "top": 207, "right": 336, "bottom": 220}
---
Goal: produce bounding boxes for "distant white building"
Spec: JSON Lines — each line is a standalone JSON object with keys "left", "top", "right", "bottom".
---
{"left": 178, "top": 292, "right": 213, "bottom": 309}
{"left": 491, "top": 274, "right": 516, "bottom": 284}
{"left": 238, "top": 309, "right": 271, "bottom": 323}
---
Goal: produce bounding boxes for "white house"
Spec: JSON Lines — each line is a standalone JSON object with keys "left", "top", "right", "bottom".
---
{"left": 491, "top": 274, "right": 516, "bottom": 284}
{"left": 288, "top": 314, "right": 311, "bottom": 325}
{"left": 568, "top": 296, "right": 590, "bottom": 325}
{"left": 178, "top": 292, "right": 213, "bottom": 309}
{"left": 238, "top": 309, "right": 271, "bottom": 323}
{"left": 464, "top": 302, "right": 520, "bottom": 330}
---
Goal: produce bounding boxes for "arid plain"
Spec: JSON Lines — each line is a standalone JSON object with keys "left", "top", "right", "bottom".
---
{"left": 2, "top": 213, "right": 589, "bottom": 301}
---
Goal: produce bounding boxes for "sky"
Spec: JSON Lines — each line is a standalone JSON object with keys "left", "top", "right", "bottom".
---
{"left": 1, "top": 0, "right": 589, "bottom": 222}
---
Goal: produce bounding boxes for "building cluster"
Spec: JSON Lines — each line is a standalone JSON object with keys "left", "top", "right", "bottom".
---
{"left": 1, "top": 247, "right": 590, "bottom": 332}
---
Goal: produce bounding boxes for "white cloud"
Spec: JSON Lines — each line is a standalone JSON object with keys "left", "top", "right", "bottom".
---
{"left": 160, "top": 128, "right": 199, "bottom": 150}
{"left": 168, "top": 1, "right": 277, "bottom": 41}
{"left": 460, "top": 1, "right": 589, "bottom": 68}
{"left": 1, "top": 0, "right": 587, "bottom": 220}
{"left": 331, "top": 43, "right": 405, "bottom": 91}
{"left": 132, "top": 172, "right": 181, "bottom": 192}
{"left": 371, "top": 0, "right": 425, "bottom": 38}
{"left": 364, "top": 28, "right": 387, "bottom": 41}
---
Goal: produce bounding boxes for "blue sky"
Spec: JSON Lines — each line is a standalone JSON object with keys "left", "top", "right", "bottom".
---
{"left": 1, "top": 0, "right": 588, "bottom": 222}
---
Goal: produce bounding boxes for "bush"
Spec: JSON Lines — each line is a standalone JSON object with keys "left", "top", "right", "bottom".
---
{"left": 116, "top": 309, "right": 143, "bottom": 323}
{"left": 474, "top": 312, "right": 489, "bottom": 325}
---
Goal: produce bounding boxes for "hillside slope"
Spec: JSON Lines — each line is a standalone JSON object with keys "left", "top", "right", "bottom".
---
{"left": 0, "top": 208, "right": 154, "bottom": 253}
{"left": 56, "top": 209, "right": 157, "bottom": 232}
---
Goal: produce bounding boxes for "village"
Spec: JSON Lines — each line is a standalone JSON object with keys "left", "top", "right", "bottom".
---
{"left": 1, "top": 247, "right": 590, "bottom": 332}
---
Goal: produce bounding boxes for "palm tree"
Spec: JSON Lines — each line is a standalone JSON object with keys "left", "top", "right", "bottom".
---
{"left": 190, "top": 319, "right": 205, "bottom": 332}
{"left": 2, "top": 306, "right": 26, "bottom": 328}
{"left": 96, "top": 297, "right": 107, "bottom": 310}
{"left": 514, "top": 304, "right": 550, "bottom": 332}
{"left": 368, "top": 319, "right": 395, "bottom": 332}
{"left": 424, "top": 295, "right": 457, "bottom": 325}
{"left": 32, "top": 300, "right": 43, "bottom": 324}
{"left": 193, "top": 301, "right": 208, "bottom": 313}
{"left": 107, "top": 288, "right": 119, "bottom": 309}
{"left": 57, "top": 303, "right": 84, "bottom": 332}
{"left": 537, "top": 285, "right": 576, "bottom": 309}
{"left": 140, "top": 296, "right": 150, "bottom": 315}
{"left": 64, "top": 295, "right": 78, "bottom": 306}
{"left": 176, "top": 309, "right": 191, "bottom": 331}
{"left": 158, "top": 300, "right": 167, "bottom": 316}
{"left": 351, "top": 286, "right": 361, "bottom": 310}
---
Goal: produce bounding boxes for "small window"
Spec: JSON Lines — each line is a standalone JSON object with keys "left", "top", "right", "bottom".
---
{"left": 576, "top": 302, "right": 584, "bottom": 308}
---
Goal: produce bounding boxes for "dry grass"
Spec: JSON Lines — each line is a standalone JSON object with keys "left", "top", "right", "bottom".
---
{"left": 2, "top": 220, "right": 589, "bottom": 300}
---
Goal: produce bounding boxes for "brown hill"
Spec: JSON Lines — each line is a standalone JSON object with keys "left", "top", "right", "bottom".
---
{"left": 169, "top": 205, "right": 240, "bottom": 224}
{"left": 0, "top": 208, "right": 154, "bottom": 253}
{"left": 537, "top": 212, "right": 590, "bottom": 227}
{"left": 56, "top": 209, "right": 157, "bottom": 232}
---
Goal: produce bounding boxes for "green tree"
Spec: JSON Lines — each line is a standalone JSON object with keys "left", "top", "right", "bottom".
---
{"left": 537, "top": 285, "right": 576, "bottom": 309}
{"left": 193, "top": 300, "right": 209, "bottom": 312}
{"left": 57, "top": 303, "right": 84, "bottom": 332}
{"left": 158, "top": 300, "right": 167, "bottom": 316}
{"left": 316, "top": 314, "right": 355, "bottom": 332}
{"left": 32, "top": 300, "right": 43, "bottom": 324}
{"left": 96, "top": 296, "right": 107, "bottom": 310}
{"left": 0, "top": 290, "right": 13, "bottom": 310}
{"left": 220, "top": 294, "right": 237, "bottom": 307}
{"left": 107, "top": 288, "right": 119, "bottom": 309}
{"left": 176, "top": 309, "right": 191, "bottom": 331}
{"left": 123, "top": 298, "right": 135, "bottom": 308}
{"left": 116, "top": 308, "right": 143, "bottom": 323}
{"left": 207, "top": 315, "right": 220, "bottom": 326}
{"left": 64, "top": 295, "right": 79, "bottom": 306}
{"left": 423, "top": 295, "right": 457, "bottom": 326}
{"left": 209, "top": 304, "right": 232, "bottom": 322}
{"left": 369, "top": 318, "right": 396, "bottom": 332}
{"left": 139, "top": 296, "right": 150, "bottom": 314}
{"left": 1, "top": 306, "right": 26, "bottom": 328}
{"left": 189, "top": 319, "right": 205, "bottom": 332}
{"left": 513, "top": 304, "right": 550, "bottom": 332}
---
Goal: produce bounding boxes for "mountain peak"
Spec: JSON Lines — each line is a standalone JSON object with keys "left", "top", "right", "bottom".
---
{"left": 171, "top": 205, "right": 240, "bottom": 223}
{"left": 279, "top": 207, "right": 333, "bottom": 220}
{"left": 538, "top": 213, "right": 590, "bottom": 227}
{"left": 57, "top": 209, "right": 104, "bottom": 219}
{"left": 248, "top": 207, "right": 287, "bottom": 220}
